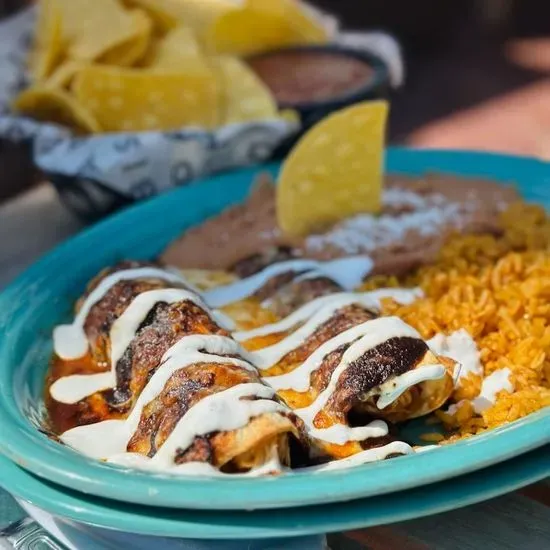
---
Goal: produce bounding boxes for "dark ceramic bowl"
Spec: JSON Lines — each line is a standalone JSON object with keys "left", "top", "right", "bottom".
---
{"left": 248, "top": 44, "right": 390, "bottom": 153}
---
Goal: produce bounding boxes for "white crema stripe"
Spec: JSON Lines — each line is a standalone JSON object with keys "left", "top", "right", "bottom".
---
{"left": 245, "top": 291, "right": 422, "bottom": 371}
{"left": 260, "top": 312, "right": 445, "bottom": 442}
{"left": 375, "top": 364, "right": 446, "bottom": 409}
{"left": 52, "top": 255, "right": 435, "bottom": 474}
{"left": 264, "top": 320, "right": 391, "bottom": 392}
{"left": 291, "top": 317, "right": 422, "bottom": 444}
{"left": 108, "top": 441, "right": 415, "bottom": 477}
{"left": 428, "top": 329, "right": 482, "bottom": 385}
{"left": 306, "top": 441, "right": 414, "bottom": 472}
{"left": 62, "top": 382, "right": 285, "bottom": 467}
{"left": 234, "top": 288, "right": 423, "bottom": 342}
{"left": 59, "top": 336, "right": 265, "bottom": 462}
{"left": 50, "top": 288, "right": 229, "bottom": 404}
{"left": 107, "top": 445, "right": 284, "bottom": 477}
{"left": 263, "top": 322, "right": 443, "bottom": 402}
{"left": 153, "top": 383, "right": 285, "bottom": 464}
{"left": 53, "top": 267, "right": 196, "bottom": 360}
{"left": 204, "top": 257, "right": 374, "bottom": 308}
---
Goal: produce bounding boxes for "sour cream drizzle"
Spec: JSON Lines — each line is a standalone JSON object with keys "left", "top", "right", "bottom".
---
{"left": 306, "top": 441, "right": 414, "bottom": 472}
{"left": 286, "top": 317, "right": 429, "bottom": 444}
{"left": 447, "top": 368, "right": 513, "bottom": 416}
{"left": 234, "top": 288, "right": 422, "bottom": 342}
{"left": 50, "top": 288, "right": 233, "bottom": 404}
{"left": 53, "top": 267, "right": 196, "bottom": 360}
{"left": 56, "top": 324, "right": 420, "bottom": 474}
{"left": 107, "top": 445, "right": 285, "bottom": 477}
{"left": 375, "top": 364, "right": 446, "bottom": 409}
{"left": 244, "top": 291, "right": 423, "bottom": 371}
{"left": 59, "top": 335, "right": 275, "bottom": 467}
{"left": 61, "top": 381, "right": 284, "bottom": 468}
{"left": 50, "top": 262, "right": 443, "bottom": 476}
{"left": 428, "top": 329, "right": 482, "bottom": 385}
{"left": 251, "top": 310, "right": 444, "bottom": 444}
{"left": 106, "top": 440, "right": 415, "bottom": 476}
{"left": 204, "top": 257, "right": 374, "bottom": 308}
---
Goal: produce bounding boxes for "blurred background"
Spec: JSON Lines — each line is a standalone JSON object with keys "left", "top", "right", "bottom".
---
{"left": 3, "top": 0, "right": 550, "bottom": 201}
{"left": 315, "top": 0, "right": 550, "bottom": 151}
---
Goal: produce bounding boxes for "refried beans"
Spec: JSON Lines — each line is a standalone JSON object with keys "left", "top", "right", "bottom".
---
{"left": 161, "top": 173, "right": 519, "bottom": 277}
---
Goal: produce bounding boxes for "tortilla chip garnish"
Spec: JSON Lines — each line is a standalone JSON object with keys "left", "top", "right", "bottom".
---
{"left": 142, "top": 26, "right": 202, "bottom": 69}
{"left": 99, "top": 9, "right": 153, "bottom": 67}
{"left": 28, "top": 0, "right": 64, "bottom": 81}
{"left": 57, "top": 0, "right": 140, "bottom": 61}
{"left": 72, "top": 64, "right": 220, "bottom": 132}
{"left": 12, "top": 86, "right": 101, "bottom": 135}
{"left": 277, "top": 101, "right": 389, "bottom": 237}
{"left": 214, "top": 56, "right": 278, "bottom": 124}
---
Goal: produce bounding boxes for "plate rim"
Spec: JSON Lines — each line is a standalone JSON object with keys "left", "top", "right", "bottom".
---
{"left": 0, "top": 147, "right": 549, "bottom": 511}
{"left": 2, "top": 446, "right": 548, "bottom": 539}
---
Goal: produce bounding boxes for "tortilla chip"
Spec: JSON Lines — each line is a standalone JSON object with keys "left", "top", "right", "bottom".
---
{"left": 73, "top": 64, "right": 220, "bottom": 132}
{"left": 127, "top": 0, "right": 236, "bottom": 38}
{"left": 247, "top": 0, "right": 329, "bottom": 44}
{"left": 278, "top": 108, "right": 300, "bottom": 125}
{"left": 142, "top": 26, "right": 202, "bottom": 69}
{"left": 57, "top": 0, "right": 139, "bottom": 61}
{"left": 207, "top": 7, "right": 288, "bottom": 56}
{"left": 100, "top": 9, "right": 153, "bottom": 67}
{"left": 43, "top": 59, "right": 87, "bottom": 89}
{"left": 167, "top": 0, "right": 237, "bottom": 39}
{"left": 28, "top": 0, "right": 65, "bottom": 81}
{"left": 207, "top": 0, "right": 328, "bottom": 56}
{"left": 123, "top": 0, "right": 180, "bottom": 33}
{"left": 277, "top": 101, "right": 388, "bottom": 236}
{"left": 213, "top": 56, "right": 278, "bottom": 124}
{"left": 12, "top": 86, "right": 101, "bottom": 134}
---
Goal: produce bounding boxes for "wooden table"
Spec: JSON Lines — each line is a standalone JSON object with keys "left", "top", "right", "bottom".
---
{"left": 0, "top": 183, "right": 83, "bottom": 288}
{"left": 0, "top": 184, "right": 548, "bottom": 550}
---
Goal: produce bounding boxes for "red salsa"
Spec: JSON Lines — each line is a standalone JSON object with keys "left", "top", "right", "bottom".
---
{"left": 247, "top": 51, "right": 374, "bottom": 105}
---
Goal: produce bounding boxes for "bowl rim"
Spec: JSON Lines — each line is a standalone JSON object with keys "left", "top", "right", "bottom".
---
{"left": 246, "top": 44, "right": 390, "bottom": 109}
{"left": 0, "top": 148, "right": 549, "bottom": 511}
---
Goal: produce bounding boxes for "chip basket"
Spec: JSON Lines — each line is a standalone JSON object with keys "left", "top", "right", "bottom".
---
{"left": 0, "top": 4, "right": 401, "bottom": 221}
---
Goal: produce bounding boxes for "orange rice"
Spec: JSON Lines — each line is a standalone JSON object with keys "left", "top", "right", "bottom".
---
{"left": 362, "top": 201, "right": 550, "bottom": 440}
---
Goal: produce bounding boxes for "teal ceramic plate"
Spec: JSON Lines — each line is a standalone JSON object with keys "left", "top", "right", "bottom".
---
{"left": 0, "top": 149, "right": 549, "bottom": 511}
{"left": 1, "top": 445, "right": 548, "bottom": 539}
